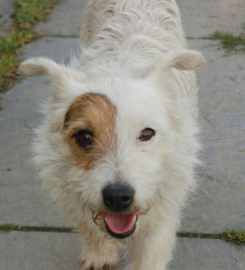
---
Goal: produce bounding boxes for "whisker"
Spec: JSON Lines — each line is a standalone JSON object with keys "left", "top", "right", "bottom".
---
{"left": 91, "top": 211, "right": 103, "bottom": 225}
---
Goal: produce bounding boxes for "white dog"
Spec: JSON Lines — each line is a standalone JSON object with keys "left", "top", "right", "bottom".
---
{"left": 19, "top": 0, "right": 204, "bottom": 269}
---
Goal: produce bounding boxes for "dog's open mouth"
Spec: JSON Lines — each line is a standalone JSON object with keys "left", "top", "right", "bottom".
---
{"left": 102, "top": 212, "right": 138, "bottom": 239}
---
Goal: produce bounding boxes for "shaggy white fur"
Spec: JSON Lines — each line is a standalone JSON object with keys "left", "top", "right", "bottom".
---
{"left": 19, "top": 0, "right": 204, "bottom": 269}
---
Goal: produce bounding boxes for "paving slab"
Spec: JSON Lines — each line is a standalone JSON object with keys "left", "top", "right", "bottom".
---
{"left": 177, "top": 0, "right": 245, "bottom": 38}
{"left": 34, "top": 0, "right": 88, "bottom": 37}
{"left": 180, "top": 39, "right": 245, "bottom": 233}
{"left": 171, "top": 237, "right": 245, "bottom": 270}
{"left": 0, "top": 0, "right": 15, "bottom": 34}
{"left": 0, "top": 231, "right": 244, "bottom": 270}
{"left": 0, "top": 231, "right": 81, "bottom": 270}
{"left": 0, "top": 37, "right": 80, "bottom": 227}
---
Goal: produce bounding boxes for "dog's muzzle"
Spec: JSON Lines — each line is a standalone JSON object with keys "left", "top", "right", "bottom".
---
{"left": 102, "top": 184, "right": 137, "bottom": 238}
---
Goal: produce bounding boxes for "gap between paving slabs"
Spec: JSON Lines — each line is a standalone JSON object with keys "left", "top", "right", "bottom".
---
{"left": 1, "top": 224, "right": 244, "bottom": 246}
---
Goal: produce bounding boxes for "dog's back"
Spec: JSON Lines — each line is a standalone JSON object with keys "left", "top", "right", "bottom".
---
{"left": 80, "top": 0, "right": 186, "bottom": 69}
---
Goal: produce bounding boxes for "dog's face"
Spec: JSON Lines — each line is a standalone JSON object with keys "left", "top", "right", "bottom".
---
{"left": 19, "top": 50, "right": 203, "bottom": 239}
{"left": 61, "top": 80, "right": 168, "bottom": 238}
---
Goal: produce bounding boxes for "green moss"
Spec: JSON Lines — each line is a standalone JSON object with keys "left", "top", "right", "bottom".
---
{"left": 178, "top": 229, "right": 245, "bottom": 246}
{"left": 0, "top": 224, "right": 74, "bottom": 233}
{"left": 177, "top": 232, "right": 221, "bottom": 240}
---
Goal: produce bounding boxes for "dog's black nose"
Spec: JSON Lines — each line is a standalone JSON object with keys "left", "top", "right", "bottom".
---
{"left": 103, "top": 184, "right": 134, "bottom": 212}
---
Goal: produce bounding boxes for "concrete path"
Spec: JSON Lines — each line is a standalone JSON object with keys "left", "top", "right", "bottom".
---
{"left": 0, "top": 0, "right": 245, "bottom": 269}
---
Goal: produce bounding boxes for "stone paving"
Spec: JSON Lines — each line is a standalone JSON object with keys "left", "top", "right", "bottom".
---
{"left": 0, "top": 0, "right": 15, "bottom": 35}
{"left": 0, "top": 0, "right": 245, "bottom": 269}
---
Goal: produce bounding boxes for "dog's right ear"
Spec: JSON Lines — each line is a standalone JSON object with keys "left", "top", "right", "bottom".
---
{"left": 18, "top": 58, "right": 87, "bottom": 133}
{"left": 18, "top": 57, "right": 85, "bottom": 83}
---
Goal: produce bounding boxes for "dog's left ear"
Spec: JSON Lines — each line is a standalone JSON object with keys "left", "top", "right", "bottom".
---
{"left": 164, "top": 50, "right": 204, "bottom": 71}
{"left": 145, "top": 50, "right": 204, "bottom": 81}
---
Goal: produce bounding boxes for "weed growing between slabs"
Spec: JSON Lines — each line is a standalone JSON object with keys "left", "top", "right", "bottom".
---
{"left": 178, "top": 229, "right": 245, "bottom": 246}
{"left": 223, "top": 229, "right": 245, "bottom": 245}
{"left": 214, "top": 32, "right": 245, "bottom": 55}
{"left": 0, "top": 0, "right": 59, "bottom": 92}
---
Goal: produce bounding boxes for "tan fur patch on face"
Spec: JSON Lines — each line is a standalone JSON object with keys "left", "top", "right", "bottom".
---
{"left": 63, "top": 93, "right": 116, "bottom": 170}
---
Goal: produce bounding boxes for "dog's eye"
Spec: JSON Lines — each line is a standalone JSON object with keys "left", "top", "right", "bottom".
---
{"left": 139, "top": 128, "right": 155, "bottom": 141}
{"left": 75, "top": 130, "right": 94, "bottom": 147}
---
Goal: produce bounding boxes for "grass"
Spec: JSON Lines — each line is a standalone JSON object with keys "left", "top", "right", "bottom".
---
{"left": 214, "top": 32, "right": 245, "bottom": 54}
{"left": 0, "top": 30, "right": 35, "bottom": 91}
{"left": 0, "top": 0, "right": 59, "bottom": 92}
{"left": 15, "top": 0, "right": 59, "bottom": 30}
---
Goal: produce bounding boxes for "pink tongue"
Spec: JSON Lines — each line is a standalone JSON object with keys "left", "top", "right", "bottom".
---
{"left": 104, "top": 213, "right": 136, "bottom": 234}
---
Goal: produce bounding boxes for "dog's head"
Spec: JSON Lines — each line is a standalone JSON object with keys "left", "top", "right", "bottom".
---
{"left": 19, "top": 50, "right": 204, "bottom": 239}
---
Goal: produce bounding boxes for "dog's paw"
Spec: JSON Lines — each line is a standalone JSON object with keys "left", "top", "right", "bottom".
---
{"left": 81, "top": 259, "right": 112, "bottom": 270}
{"left": 80, "top": 248, "right": 118, "bottom": 270}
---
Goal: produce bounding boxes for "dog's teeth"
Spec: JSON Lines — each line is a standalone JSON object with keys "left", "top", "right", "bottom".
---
{"left": 105, "top": 217, "right": 108, "bottom": 224}
{"left": 133, "top": 216, "right": 137, "bottom": 224}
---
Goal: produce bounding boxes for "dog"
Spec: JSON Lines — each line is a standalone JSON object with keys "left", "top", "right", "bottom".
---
{"left": 19, "top": 0, "right": 204, "bottom": 269}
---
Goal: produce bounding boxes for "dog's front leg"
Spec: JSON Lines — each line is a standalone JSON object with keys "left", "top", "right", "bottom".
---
{"left": 128, "top": 226, "right": 176, "bottom": 270}
{"left": 80, "top": 223, "right": 120, "bottom": 270}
